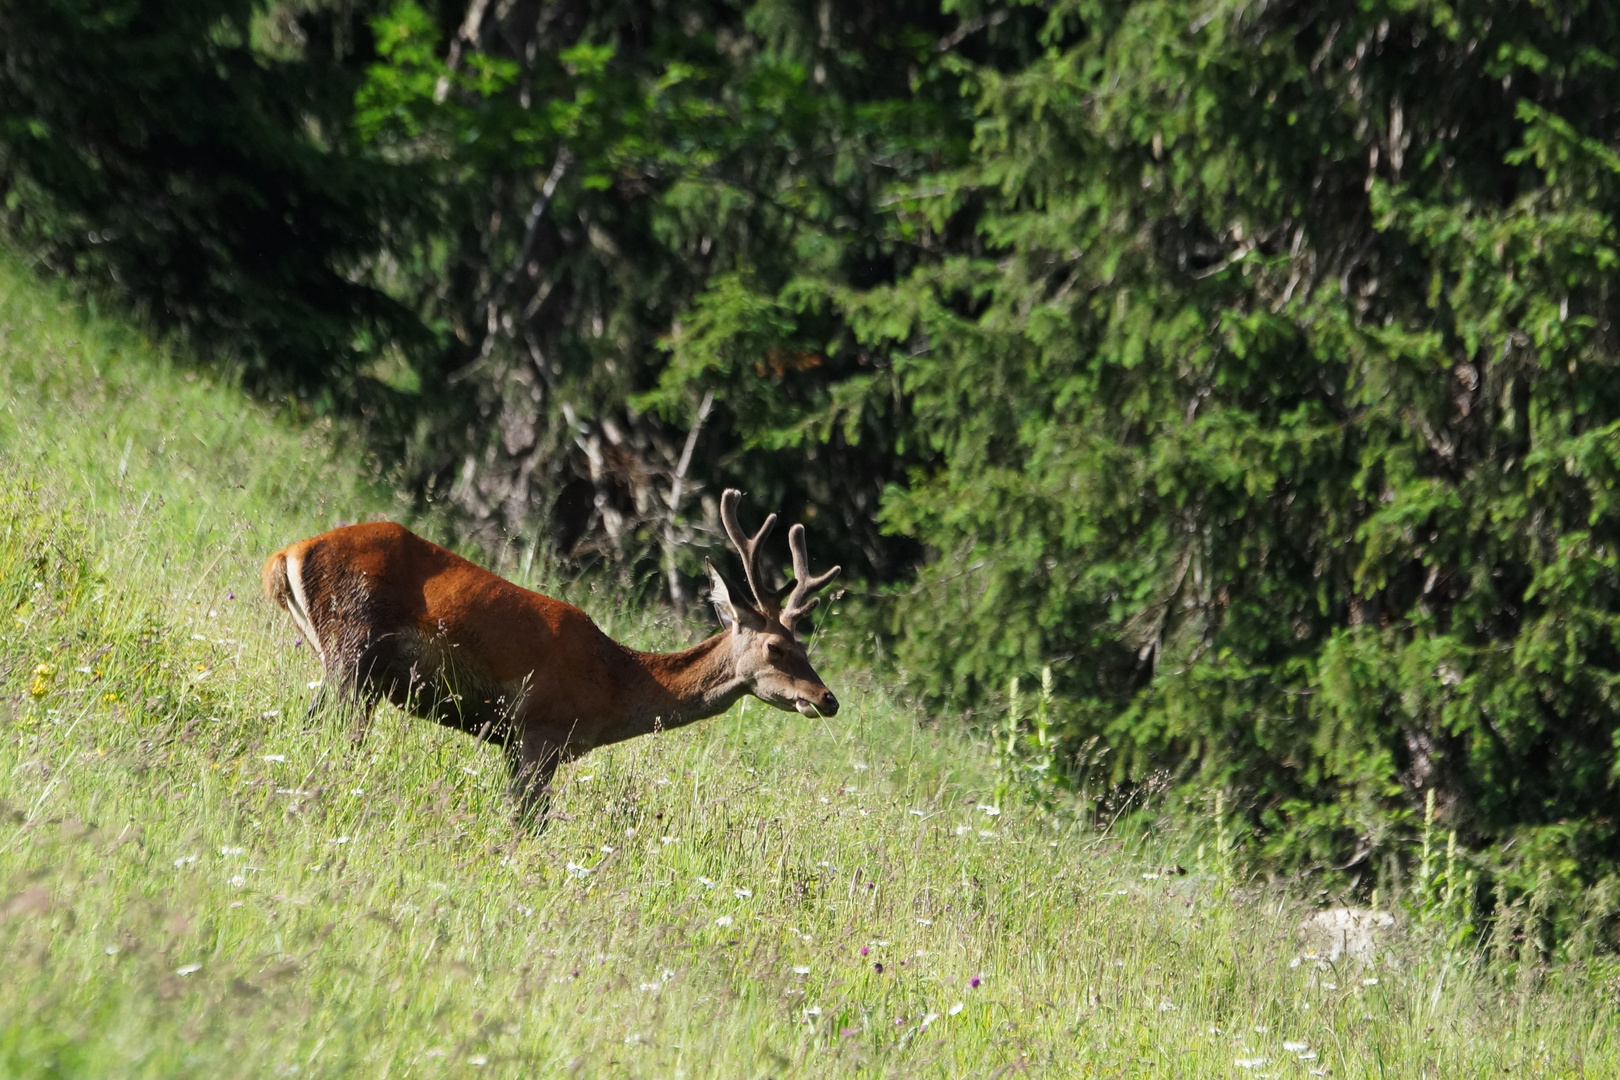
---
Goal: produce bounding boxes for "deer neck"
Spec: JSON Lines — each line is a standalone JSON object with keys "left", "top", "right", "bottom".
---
{"left": 598, "top": 632, "right": 747, "bottom": 742}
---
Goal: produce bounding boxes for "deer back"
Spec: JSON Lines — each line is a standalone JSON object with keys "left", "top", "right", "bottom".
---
{"left": 264, "top": 522, "right": 630, "bottom": 738}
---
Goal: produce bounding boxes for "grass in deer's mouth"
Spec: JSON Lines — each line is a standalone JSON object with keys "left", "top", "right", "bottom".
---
{"left": 3, "top": 252, "right": 1620, "bottom": 1077}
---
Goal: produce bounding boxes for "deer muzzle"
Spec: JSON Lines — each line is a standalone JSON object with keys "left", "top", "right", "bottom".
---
{"left": 795, "top": 689, "right": 839, "bottom": 718}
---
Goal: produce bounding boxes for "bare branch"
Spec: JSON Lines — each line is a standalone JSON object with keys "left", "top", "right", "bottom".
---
{"left": 663, "top": 390, "right": 715, "bottom": 606}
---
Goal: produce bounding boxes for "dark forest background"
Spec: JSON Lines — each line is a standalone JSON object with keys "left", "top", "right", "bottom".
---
{"left": 8, "top": 0, "right": 1620, "bottom": 947}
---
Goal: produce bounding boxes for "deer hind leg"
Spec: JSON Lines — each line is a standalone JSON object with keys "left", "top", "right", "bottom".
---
{"left": 505, "top": 727, "right": 563, "bottom": 828}
{"left": 301, "top": 673, "right": 372, "bottom": 743}
{"left": 301, "top": 682, "right": 331, "bottom": 731}
{"left": 348, "top": 690, "right": 381, "bottom": 747}
{"left": 346, "top": 633, "right": 415, "bottom": 748}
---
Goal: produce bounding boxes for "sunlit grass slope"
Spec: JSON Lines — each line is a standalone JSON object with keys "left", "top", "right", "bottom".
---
{"left": 2, "top": 252, "right": 1618, "bottom": 1078}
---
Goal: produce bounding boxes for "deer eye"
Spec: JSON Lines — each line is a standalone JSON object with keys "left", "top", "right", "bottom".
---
{"left": 766, "top": 640, "right": 787, "bottom": 658}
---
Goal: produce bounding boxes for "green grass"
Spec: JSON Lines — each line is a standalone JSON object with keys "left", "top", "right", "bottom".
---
{"left": 2, "top": 250, "right": 1618, "bottom": 1078}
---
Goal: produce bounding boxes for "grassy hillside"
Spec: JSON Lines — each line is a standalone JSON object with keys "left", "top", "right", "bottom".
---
{"left": 1, "top": 251, "right": 1617, "bottom": 1078}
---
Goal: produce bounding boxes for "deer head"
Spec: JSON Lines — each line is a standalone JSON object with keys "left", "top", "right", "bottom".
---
{"left": 705, "top": 488, "right": 841, "bottom": 717}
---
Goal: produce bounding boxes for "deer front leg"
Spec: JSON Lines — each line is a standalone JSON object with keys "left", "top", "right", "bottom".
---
{"left": 505, "top": 726, "right": 563, "bottom": 827}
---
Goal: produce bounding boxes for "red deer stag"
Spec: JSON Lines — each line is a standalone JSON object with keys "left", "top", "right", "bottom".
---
{"left": 261, "top": 490, "right": 839, "bottom": 821}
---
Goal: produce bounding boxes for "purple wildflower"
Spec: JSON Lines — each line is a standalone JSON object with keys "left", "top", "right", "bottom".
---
{"left": 970, "top": 975, "right": 982, "bottom": 989}
{"left": 874, "top": 962, "right": 884, "bottom": 973}
{"left": 860, "top": 946, "right": 869, "bottom": 956}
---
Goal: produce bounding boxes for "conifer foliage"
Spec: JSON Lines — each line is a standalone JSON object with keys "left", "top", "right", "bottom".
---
{"left": 791, "top": 0, "right": 1620, "bottom": 933}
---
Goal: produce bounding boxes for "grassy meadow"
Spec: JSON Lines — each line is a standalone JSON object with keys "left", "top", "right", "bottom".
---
{"left": 1, "top": 250, "right": 1618, "bottom": 1078}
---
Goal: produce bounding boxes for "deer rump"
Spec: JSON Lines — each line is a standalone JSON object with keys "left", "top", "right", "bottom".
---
{"left": 264, "top": 522, "right": 561, "bottom": 744}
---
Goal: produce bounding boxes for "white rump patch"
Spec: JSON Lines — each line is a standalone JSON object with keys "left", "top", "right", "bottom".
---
{"left": 283, "top": 551, "right": 326, "bottom": 666}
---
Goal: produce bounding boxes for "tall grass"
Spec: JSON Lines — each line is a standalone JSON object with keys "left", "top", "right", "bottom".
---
{"left": 2, "top": 252, "right": 1618, "bottom": 1077}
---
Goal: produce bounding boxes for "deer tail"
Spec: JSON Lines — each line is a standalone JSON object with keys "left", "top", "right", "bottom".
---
{"left": 262, "top": 549, "right": 293, "bottom": 608}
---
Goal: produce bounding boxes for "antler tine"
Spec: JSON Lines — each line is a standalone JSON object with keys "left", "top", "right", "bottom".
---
{"left": 719, "top": 488, "right": 780, "bottom": 617}
{"left": 781, "top": 522, "right": 841, "bottom": 629}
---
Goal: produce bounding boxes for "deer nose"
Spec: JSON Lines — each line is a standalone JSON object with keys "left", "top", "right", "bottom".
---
{"left": 820, "top": 690, "right": 839, "bottom": 717}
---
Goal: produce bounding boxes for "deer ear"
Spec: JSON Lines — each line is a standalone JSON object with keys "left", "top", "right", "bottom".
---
{"left": 707, "top": 559, "right": 767, "bottom": 632}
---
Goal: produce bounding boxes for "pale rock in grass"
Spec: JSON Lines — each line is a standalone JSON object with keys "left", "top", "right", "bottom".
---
{"left": 1298, "top": 907, "right": 1397, "bottom": 963}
